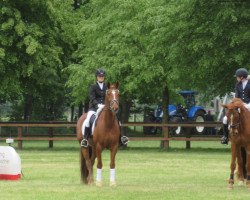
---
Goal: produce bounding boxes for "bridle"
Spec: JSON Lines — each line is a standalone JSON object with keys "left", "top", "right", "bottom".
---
{"left": 228, "top": 108, "right": 241, "bottom": 131}
{"left": 105, "top": 89, "right": 119, "bottom": 113}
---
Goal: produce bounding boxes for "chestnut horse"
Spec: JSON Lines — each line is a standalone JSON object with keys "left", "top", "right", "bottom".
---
{"left": 76, "top": 81, "right": 120, "bottom": 187}
{"left": 222, "top": 98, "right": 250, "bottom": 189}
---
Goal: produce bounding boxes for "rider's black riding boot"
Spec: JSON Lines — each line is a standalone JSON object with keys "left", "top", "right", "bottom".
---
{"left": 120, "top": 134, "right": 129, "bottom": 146}
{"left": 119, "top": 125, "right": 129, "bottom": 146}
{"left": 115, "top": 116, "right": 129, "bottom": 146}
{"left": 81, "top": 127, "right": 91, "bottom": 148}
{"left": 221, "top": 124, "right": 229, "bottom": 145}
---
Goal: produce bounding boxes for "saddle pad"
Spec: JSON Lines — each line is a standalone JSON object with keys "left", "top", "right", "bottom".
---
{"left": 90, "top": 106, "right": 105, "bottom": 134}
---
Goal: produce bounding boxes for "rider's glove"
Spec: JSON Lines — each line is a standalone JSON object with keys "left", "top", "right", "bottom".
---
{"left": 98, "top": 104, "right": 104, "bottom": 108}
{"left": 244, "top": 103, "right": 250, "bottom": 111}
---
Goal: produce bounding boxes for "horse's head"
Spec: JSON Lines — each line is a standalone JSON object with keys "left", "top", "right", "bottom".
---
{"left": 221, "top": 98, "right": 243, "bottom": 135}
{"left": 106, "top": 81, "right": 119, "bottom": 113}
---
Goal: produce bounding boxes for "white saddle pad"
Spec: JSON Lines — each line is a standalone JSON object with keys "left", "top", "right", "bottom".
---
{"left": 91, "top": 105, "right": 105, "bottom": 134}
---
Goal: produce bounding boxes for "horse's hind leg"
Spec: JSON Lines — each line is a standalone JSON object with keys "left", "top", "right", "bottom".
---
{"left": 246, "top": 146, "right": 250, "bottom": 189}
{"left": 228, "top": 143, "right": 237, "bottom": 189}
{"left": 82, "top": 148, "right": 94, "bottom": 185}
{"left": 109, "top": 144, "right": 118, "bottom": 187}
{"left": 91, "top": 146, "right": 96, "bottom": 167}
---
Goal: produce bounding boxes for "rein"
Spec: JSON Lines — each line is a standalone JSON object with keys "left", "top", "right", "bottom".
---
{"left": 103, "top": 100, "right": 119, "bottom": 113}
{"left": 104, "top": 89, "right": 119, "bottom": 113}
{"left": 109, "top": 99, "right": 119, "bottom": 112}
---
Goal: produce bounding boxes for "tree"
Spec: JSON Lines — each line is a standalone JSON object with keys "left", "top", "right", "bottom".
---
{"left": 0, "top": 0, "right": 80, "bottom": 120}
{"left": 167, "top": 0, "right": 250, "bottom": 98}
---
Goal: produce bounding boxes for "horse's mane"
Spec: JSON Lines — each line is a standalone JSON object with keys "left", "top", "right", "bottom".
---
{"left": 231, "top": 98, "right": 250, "bottom": 118}
{"left": 231, "top": 98, "right": 243, "bottom": 105}
{"left": 231, "top": 98, "right": 245, "bottom": 110}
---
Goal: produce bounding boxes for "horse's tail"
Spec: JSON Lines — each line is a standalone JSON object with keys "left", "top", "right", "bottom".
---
{"left": 78, "top": 113, "right": 91, "bottom": 184}
{"left": 80, "top": 148, "right": 88, "bottom": 184}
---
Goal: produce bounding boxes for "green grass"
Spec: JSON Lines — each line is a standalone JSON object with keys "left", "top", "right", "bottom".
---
{"left": 0, "top": 140, "right": 249, "bottom": 200}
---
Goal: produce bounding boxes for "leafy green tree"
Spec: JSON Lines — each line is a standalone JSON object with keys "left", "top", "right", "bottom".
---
{"left": 0, "top": 0, "right": 80, "bottom": 120}
{"left": 167, "top": 0, "right": 250, "bottom": 98}
{"left": 66, "top": 0, "right": 185, "bottom": 126}
{"left": 2, "top": 0, "right": 249, "bottom": 123}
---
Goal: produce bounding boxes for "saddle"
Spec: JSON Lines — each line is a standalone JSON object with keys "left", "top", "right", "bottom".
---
{"left": 90, "top": 105, "right": 105, "bottom": 134}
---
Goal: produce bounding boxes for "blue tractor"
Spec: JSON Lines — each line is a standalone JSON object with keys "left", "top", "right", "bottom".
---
{"left": 144, "top": 90, "right": 207, "bottom": 135}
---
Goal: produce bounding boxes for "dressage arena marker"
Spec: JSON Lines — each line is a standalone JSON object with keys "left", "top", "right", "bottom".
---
{"left": 0, "top": 146, "right": 21, "bottom": 180}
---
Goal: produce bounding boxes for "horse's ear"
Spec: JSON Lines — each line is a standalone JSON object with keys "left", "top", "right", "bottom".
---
{"left": 115, "top": 81, "right": 119, "bottom": 89}
{"left": 107, "top": 82, "right": 110, "bottom": 89}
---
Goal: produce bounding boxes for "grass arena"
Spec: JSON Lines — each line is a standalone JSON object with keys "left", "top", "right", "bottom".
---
{"left": 0, "top": 140, "right": 249, "bottom": 200}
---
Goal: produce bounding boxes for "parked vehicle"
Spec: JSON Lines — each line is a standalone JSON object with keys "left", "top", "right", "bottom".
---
{"left": 143, "top": 90, "right": 207, "bottom": 135}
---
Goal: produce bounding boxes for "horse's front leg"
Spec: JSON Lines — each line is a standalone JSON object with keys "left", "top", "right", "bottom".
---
{"left": 246, "top": 145, "right": 250, "bottom": 189}
{"left": 236, "top": 146, "right": 244, "bottom": 186}
{"left": 109, "top": 144, "right": 118, "bottom": 187}
{"left": 228, "top": 142, "right": 237, "bottom": 189}
{"left": 95, "top": 143, "right": 103, "bottom": 187}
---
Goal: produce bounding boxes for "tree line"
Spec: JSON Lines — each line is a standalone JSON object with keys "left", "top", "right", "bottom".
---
{"left": 0, "top": 0, "right": 249, "bottom": 122}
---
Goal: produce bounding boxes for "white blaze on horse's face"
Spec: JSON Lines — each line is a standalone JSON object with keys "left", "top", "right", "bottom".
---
{"left": 230, "top": 114, "right": 233, "bottom": 127}
{"left": 227, "top": 108, "right": 239, "bottom": 135}
{"left": 112, "top": 90, "right": 117, "bottom": 101}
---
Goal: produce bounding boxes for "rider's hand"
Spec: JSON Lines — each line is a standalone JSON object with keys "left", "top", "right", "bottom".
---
{"left": 98, "top": 104, "right": 104, "bottom": 108}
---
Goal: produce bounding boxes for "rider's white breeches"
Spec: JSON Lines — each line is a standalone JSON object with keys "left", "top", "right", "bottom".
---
{"left": 223, "top": 116, "right": 228, "bottom": 125}
{"left": 82, "top": 111, "right": 95, "bottom": 136}
{"left": 244, "top": 103, "right": 250, "bottom": 111}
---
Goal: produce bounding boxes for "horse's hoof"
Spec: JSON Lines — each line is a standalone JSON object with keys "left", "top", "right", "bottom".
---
{"left": 110, "top": 181, "right": 117, "bottom": 187}
{"left": 96, "top": 181, "right": 102, "bottom": 187}
{"left": 238, "top": 180, "right": 244, "bottom": 186}
{"left": 88, "top": 180, "right": 94, "bottom": 186}
{"left": 228, "top": 184, "right": 234, "bottom": 190}
{"left": 247, "top": 182, "right": 250, "bottom": 189}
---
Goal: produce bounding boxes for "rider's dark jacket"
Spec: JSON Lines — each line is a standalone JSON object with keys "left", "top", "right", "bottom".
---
{"left": 235, "top": 80, "right": 250, "bottom": 103}
{"left": 89, "top": 82, "right": 107, "bottom": 111}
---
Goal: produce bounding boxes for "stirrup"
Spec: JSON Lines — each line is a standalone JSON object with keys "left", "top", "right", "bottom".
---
{"left": 81, "top": 139, "right": 89, "bottom": 148}
{"left": 121, "top": 136, "right": 129, "bottom": 145}
{"left": 220, "top": 136, "right": 228, "bottom": 145}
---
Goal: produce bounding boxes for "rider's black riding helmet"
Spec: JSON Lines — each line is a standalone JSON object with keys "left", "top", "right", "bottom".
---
{"left": 235, "top": 68, "right": 248, "bottom": 78}
{"left": 95, "top": 69, "right": 106, "bottom": 77}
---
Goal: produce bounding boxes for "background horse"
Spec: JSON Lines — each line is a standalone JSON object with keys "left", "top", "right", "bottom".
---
{"left": 76, "top": 81, "right": 120, "bottom": 186}
{"left": 222, "top": 98, "right": 250, "bottom": 189}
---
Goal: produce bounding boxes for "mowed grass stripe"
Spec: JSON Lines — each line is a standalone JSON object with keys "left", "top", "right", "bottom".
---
{"left": 0, "top": 141, "right": 249, "bottom": 200}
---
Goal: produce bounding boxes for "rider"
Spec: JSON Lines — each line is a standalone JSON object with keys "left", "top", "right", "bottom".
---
{"left": 221, "top": 67, "right": 250, "bottom": 145}
{"left": 81, "top": 68, "right": 129, "bottom": 148}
